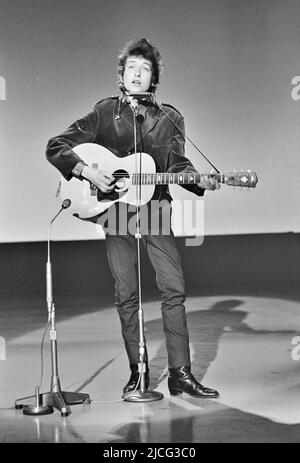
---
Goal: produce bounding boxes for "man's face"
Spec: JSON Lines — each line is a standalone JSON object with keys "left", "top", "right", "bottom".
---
{"left": 123, "top": 55, "right": 152, "bottom": 93}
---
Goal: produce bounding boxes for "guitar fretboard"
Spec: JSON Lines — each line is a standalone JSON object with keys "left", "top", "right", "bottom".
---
{"left": 132, "top": 172, "right": 206, "bottom": 185}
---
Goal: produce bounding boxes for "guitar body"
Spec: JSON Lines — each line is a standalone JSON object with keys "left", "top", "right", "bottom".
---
{"left": 59, "top": 143, "right": 156, "bottom": 219}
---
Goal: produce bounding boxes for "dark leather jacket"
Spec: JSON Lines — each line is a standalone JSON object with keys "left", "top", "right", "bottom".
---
{"left": 46, "top": 96, "right": 204, "bottom": 232}
{"left": 46, "top": 96, "right": 204, "bottom": 196}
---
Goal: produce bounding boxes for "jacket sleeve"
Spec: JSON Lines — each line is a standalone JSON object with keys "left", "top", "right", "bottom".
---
{"left": 167, "top": 114, "right": 205, "bottom": 197}
{"left": 46, "top": 107, "right": 99, "bottom": 180}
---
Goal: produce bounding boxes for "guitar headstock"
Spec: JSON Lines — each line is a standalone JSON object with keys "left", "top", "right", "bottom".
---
{"left": 222, "top": 170, "right": 258, "bottom": 188}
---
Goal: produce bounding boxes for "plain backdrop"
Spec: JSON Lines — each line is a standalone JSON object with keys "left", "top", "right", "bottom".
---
{"left": 0, "top": 0, "right": 299, "bottom": 242}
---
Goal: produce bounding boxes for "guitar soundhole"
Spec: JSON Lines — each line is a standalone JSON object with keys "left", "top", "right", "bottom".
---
{"left": 97, "top": 169, "right": 129, "bottom": 202}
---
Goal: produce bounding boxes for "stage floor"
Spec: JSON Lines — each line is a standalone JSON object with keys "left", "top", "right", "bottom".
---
{"left": 0, "top": 285, "right": 300, "bottom": 443}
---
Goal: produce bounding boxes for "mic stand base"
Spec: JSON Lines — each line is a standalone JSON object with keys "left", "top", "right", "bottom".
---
{"left": 15, "top": 390, "right": 90, "bottom": 417}
{"left": 20, "top": 386, "right": 54, "bottom": 416}
{"left": 23, "top": 405, "right": 54, "bottom": 416}
{"left": 124, "top": 389, "right": 164, "bottom": 403}
{"left": 43, "top": 390, "right": 91, "bottom": 416}
{"left": 15, "top": 337, "right": 91, "bottom": 417}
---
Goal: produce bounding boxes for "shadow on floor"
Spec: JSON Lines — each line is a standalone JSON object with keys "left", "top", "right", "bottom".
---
{"left": 1, "top": 282, "right": 300, "bottom": 341}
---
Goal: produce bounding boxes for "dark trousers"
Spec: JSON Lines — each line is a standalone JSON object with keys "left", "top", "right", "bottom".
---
{"left": 105, "top": 233, "right": 191, "bottom": 368}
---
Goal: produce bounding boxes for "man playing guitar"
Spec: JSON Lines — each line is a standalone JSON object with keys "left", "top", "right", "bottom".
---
{"left": 46, "top": 38, "right": 221, "bottom": 399}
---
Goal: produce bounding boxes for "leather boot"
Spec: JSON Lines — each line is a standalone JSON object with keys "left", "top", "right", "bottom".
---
{"left": 168, "top": 366, "right": 219, "bottom": 398}
{"left": 122, "top": 363, "right": 150, "bottom": 396}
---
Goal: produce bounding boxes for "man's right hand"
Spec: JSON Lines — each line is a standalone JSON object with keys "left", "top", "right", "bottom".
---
{"left": 82, "top": 166, "right": 115, "bottom": 193}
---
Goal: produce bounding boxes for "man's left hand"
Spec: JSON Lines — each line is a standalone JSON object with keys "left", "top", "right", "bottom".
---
{"left": 198, "top": 171, "right": 221, "bottom": 190}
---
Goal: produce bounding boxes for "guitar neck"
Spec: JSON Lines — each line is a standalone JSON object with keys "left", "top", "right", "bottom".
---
{"left": 132, "top": 172, "right": 222, "bottom": 185}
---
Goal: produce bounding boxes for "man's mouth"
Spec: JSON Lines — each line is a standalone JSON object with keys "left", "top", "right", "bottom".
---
{"left": 132, "top": 80, "right": 141, "bottom": 85}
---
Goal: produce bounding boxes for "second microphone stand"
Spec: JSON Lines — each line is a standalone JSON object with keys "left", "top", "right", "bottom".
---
{"left": 15, "top": 202, "right": 91, "bottom": 416}
{"left": 124, "top": 98, "right": 163, "bottom": 403}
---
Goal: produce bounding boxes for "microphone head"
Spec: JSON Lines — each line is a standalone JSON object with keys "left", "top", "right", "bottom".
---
{"left": 62, "top": 199, "right": 71, "bottom": 209}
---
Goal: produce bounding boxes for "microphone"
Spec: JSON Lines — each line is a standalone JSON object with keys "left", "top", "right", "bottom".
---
{"left": 127, "top": 96, "right": 147, "bottom": 124}
{"left": 46, "top": 199, "right": 71, "bottom": 319}
{"left": 125, "top": 91, "right": 154, "bottom": 121}
{"left": 62, "top": 199, "right": 71, "bottom": 209}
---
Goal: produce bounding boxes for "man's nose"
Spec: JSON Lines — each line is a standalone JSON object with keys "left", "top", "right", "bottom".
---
{"left": 134, "top": 66, "right": 141, "bottom": 76}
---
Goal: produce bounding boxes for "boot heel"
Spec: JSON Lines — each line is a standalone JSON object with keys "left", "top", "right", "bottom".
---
{"left": 169, "top": 389, "right": 182, "bottom": 396}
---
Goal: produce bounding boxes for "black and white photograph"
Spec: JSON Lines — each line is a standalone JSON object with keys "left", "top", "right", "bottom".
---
{"left": 0, "top": 0, "right": 299, "bottom": 450}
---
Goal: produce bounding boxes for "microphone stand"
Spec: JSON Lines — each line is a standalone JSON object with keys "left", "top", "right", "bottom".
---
{"left": 124, "top": 97, "right": 163, "bottom": 403}
{"left": 15, "top": 200, "right": 91, "bottom": 416}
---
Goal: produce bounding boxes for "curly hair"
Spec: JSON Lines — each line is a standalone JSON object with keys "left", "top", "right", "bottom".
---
{"left": 117, "top": 38, "right": 163, "bottom": 93}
